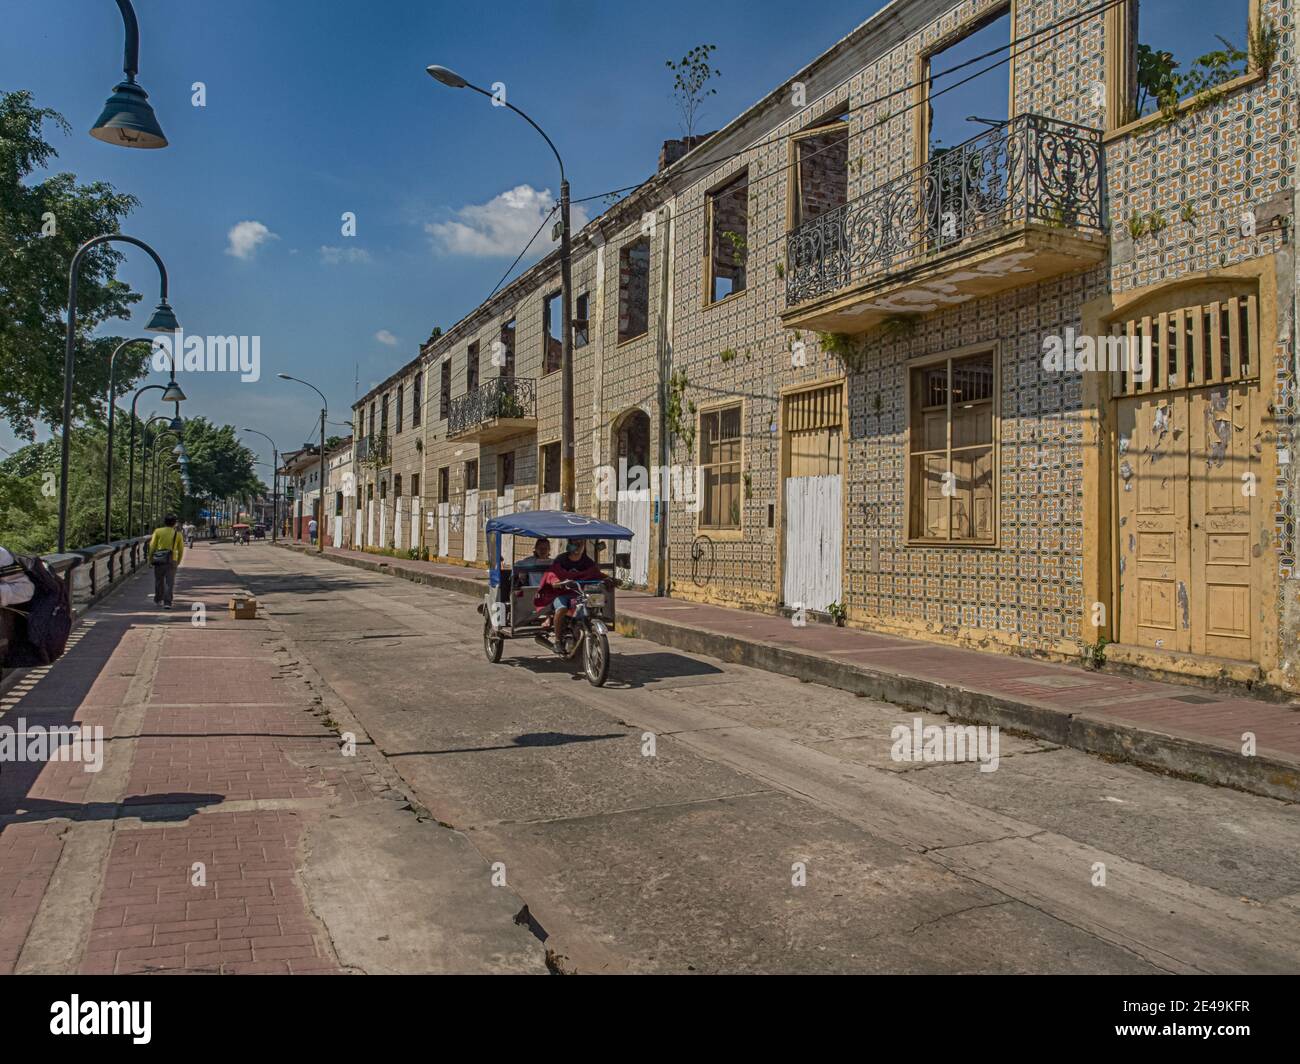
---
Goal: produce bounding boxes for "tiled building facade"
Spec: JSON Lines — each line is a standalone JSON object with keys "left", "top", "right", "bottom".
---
{"left": 355, "top": 0, "right": 1298, "bottom": 691}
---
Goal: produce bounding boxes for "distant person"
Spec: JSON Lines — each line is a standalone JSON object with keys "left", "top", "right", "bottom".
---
{"left": 148, "top": 513, "right": 185, "bottom": 609}
{"left": 308, "top": 516, "right": 318, "bottom": 544}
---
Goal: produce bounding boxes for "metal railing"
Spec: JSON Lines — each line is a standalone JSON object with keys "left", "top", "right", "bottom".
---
{"left": 784, "top": 113, "right": 1104, "bottom": 306}
{"left": 355, "top": 434, "right": 389, "bottom": 465}
{"left": 2, "top": 536, "right": 151, "bottom": 680}
{"left": 448, "top": 376, "right": 537, "bottom": 437}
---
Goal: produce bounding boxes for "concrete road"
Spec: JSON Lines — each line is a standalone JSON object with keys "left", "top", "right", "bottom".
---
{"left": 217, "top": 543, "right": 1300, "bottom": 974}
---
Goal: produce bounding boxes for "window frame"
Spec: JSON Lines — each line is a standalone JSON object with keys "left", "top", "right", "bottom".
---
{"left": 914, "top": 3, "right": 1014, "bottom": 171}
{"left": 574, "top": 291, "right": 590, "bottom": 348}
{"left": 904, "top": 343, "right": 1001, "bottom": 548}
{"left": 541, "top": 294, "right": 562, "bottom": 375}
{"left": 1103, "top": 0, "right": 1262, "bottom": 139}
{"left": 617, "top": 237, "right": 651, "bottom": 345}
{"left": 538, "top": 439, "right": 561, "bottom": 496}
{"left": 696, "top": 399, "right": 745, "bottom": 535}
{"left": 704, "top": 169, "right": 751, "bottom": 308}
{"left": 466, "top": 340, "right": 480, "bottom": 393}
{"left": 786, "top": 116, "right": 850, "bottom": 233}
{"left": 439, "top": 360, "right": 451, "bottom": 421}
{"left": 500, "top": 318, "right": 516, "bottom": 378}
{"left": 412, "top": 371, "right": 422, "bottom": 428}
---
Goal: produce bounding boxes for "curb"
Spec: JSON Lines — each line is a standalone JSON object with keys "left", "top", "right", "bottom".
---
{"left": 275, "top": 542, "right": 1300, "bottom": 804}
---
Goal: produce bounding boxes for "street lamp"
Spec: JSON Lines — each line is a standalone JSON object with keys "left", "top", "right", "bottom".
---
{"left": 140, "top": 415, "right": 176, "bottom": 530}
{"left": 90, "top": 0, "right": 167, "bottom": 148}
{"left": 243, "top": 428, "right": 281, "bottom": 543}
{"left": 105, "top": 337, "right": 184, "bottom": 541}
{"left": 59, "top": 232, "right": 177, "bottom": 551}
{"left": 125, "top": 385, "right": 184, "bottom": 538}
{"left": 277, "top": 374, "right": 327, "bottom": 553}
{"left": 146, "top": 426, "right": 181, "bottom": 528}
{"left": 426, "top": 64, "right": 575, "bottom": 512}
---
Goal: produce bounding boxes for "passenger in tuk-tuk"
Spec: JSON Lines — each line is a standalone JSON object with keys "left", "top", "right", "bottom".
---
{"left": 513, "top": 537, "right": 552, "bottom": 587}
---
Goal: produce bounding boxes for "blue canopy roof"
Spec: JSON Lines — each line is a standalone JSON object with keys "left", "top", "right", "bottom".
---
{"left": 484, "top": 510, "right": 634, "bottom": 540}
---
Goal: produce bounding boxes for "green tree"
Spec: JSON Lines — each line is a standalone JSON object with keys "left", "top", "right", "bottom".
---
{"left": 0, "top": 90, "right": 147, "bottom": 439}
{"left": 179, "top": 417, "right": 261, "bottom": 507}
{"left": 666, "top": 45, "right": 720, "bottom": 140}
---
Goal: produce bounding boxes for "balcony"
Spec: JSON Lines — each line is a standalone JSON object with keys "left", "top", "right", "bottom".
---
{"left": 782, "top": 114, "right": 1106, "bottom": 333}
{"left": 448, "top": 376, "right": 537, "bottom": 442}
{"left": 355, "top": 435, "right": 389, "bottom": 466}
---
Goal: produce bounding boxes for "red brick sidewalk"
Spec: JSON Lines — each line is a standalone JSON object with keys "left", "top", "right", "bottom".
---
{"left": 287, "top": 543, "right": 1300, "bottom": 793}
{"left": 0, "top": 543, "right": 378, "bottom": 974}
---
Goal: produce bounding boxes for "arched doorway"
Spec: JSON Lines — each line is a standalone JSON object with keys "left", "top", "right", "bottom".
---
{"left": 612, "top": 409, "right": 651, "bottom": 586}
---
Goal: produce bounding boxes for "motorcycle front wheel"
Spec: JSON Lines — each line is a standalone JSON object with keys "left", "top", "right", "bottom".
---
{"left": 483, "top": 619, "right": 504, "bottom": 663}
{"left": 583, "top": 624, "right": 609, "bottom": 687}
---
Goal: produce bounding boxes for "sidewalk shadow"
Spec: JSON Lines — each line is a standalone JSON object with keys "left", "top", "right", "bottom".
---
{"left": 0, "top": 791, "right": 226, "bottom": 828}
{"left": 388, "top": 731, "right": 625, "bottom": 757}
{"left": 498, "top": 648, "right": 724, "bottom": 690}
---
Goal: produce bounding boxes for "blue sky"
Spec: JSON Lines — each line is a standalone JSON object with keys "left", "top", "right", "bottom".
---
{"left": 2, "top": 1, "right": 1245, "bottom": 469}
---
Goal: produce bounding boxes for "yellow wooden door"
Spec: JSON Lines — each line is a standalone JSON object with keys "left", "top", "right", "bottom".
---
{"left": 1188, "top": 383, "right": 1263, "bottom": 661}
{"left": 1117, "top": 383, "right": 1263, "bottom": 663}
{"left": 1117, "top": 394, "right": 1192, "bottom": 653}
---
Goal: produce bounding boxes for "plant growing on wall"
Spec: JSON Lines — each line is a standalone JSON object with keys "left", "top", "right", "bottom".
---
{"left": 666, "top": 369, "right": 696, "bottom": 454}
{"left": 1249, "top": 19, "right": 1280, "bottom": 74}
{"left": 818, "top": 331, "right": 867, "bottom": 373}
{"left": 666, "top": 44, "right": 720, "bottom": 140}
{"left": 720, "top": 229, "right": 748, "bottom": 264}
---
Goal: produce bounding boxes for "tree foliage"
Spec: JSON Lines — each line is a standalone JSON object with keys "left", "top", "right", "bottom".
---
{"left": 666, "top": 45, "right": 720, "bottom": 140}
{"left": 179, "top": 417, "right": 262, "bottom": 504}
{"left": 0, "top": 90, "right": 147, "bottom": 439}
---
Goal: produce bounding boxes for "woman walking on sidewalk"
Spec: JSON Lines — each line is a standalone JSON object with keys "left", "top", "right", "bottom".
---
{"left": 148, "top": 514, "right": 185, "bottom": 609}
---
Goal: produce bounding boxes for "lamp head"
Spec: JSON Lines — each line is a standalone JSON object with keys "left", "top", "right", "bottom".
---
{"left": 90, "top": 78, "right": 167, "bottom": 149}
{"left": 145, "top": 300, "right": 180, "bottom": 332}
{"left": 168, "top": 414, "right": 184, "bottom": 431}
{"left": 426, "top": 65, "right": 468, "bottom": 89}
{"left": 161, "top": 381, "right": 187, "bottom": 403}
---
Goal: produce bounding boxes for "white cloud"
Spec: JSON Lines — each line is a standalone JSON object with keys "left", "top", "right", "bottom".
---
{"left": 319, "top": 245, "right": 372, "bottom": 265}
{"left": 425, "top": 184, "right": 588, "bottom": 258}
{"left": 375, "top": 329, "right": 398, "bottom": 346}
{"left": 226, "top": 220, "right": 278, "bottom": 260}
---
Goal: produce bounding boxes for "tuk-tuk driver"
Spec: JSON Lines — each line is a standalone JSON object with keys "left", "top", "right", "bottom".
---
{"left": 535, "top": 539, "right": 608, "bottom": 653}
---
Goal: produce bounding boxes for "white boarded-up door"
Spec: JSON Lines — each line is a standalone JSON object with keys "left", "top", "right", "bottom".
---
{"left": 781, "top": 383, "right": 843, "bottom": 615}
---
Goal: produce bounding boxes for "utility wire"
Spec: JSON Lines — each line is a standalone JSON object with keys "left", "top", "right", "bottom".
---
{"left": 572, "top": 0, "right": 1123, "bottom": 213}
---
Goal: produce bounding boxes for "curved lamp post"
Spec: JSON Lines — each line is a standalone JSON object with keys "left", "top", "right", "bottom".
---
{"left": 90, "top": 0, "right": 167, "bottom": 148}
{"left": 126, "top": 386, "right": 184, "bottom": 538}
{"left": 277, "top": 374, "right": 327, "bottom": 553}
{"left": 243, "top": 428, "right": 281, "bottom": 543}
{"left": 106, "top": 337, "right": 184, "bottom": 541}
{"left": 146, "top": 426, "right": 182, "bottom": 528}
{"left": 426, "top": 64, "right": 574, "bottom": 512}
{"left": 139, "top": 415, "right": 181, "bottom": 534}
{"left": 59, "top": 232, "right": 178, "bottom": 551}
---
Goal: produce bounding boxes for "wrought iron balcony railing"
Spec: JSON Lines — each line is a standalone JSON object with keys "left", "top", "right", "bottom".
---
{"left": 784, "top": 113, "right": 1103, "bottom": 306}
{"left": 448, "top": 376, "right": 537, "bottom": 437}
{"left": 355, "top": 434, "right": 389, "bottom": 465}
